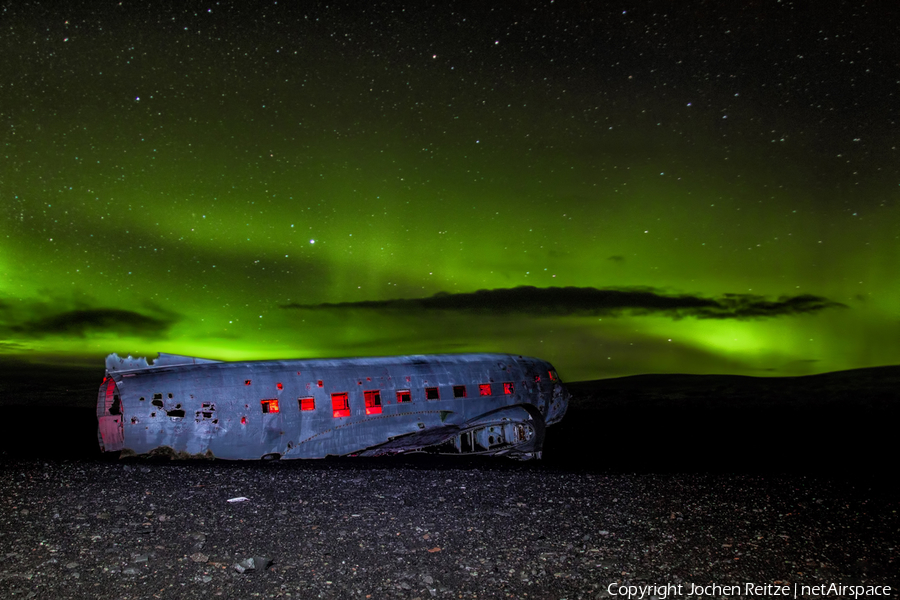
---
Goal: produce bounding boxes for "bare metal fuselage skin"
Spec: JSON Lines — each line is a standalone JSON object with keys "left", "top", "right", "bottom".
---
{"left": 97, "top": 353, "right": 570, "bottom": 460}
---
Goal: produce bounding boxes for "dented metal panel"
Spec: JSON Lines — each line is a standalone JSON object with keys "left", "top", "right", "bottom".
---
{"left": 97, "top": 352, "right": 570, "bottom": 460}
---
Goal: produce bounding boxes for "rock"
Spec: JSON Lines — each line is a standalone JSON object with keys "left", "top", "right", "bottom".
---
{"left": 233, "top": 556, "right": 273, "bottom": 573}
{"left": 233, "top": 559, "right": 252, "bottom": 574}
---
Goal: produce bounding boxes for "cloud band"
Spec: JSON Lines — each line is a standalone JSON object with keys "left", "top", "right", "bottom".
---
{"left": 281, "top": 286, "right": 846, "bottom": 320}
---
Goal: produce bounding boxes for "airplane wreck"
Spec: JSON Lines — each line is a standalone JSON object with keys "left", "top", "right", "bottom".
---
{"left": 97, "top": 352, "right": 570, "bottom": 460}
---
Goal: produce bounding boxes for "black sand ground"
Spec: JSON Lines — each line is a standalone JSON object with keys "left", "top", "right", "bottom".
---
{"left": 0, "top": 364, "right": 898, "bottom": 598}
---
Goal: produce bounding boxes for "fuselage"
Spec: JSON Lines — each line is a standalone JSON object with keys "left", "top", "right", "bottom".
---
{"left": 97, "top": 352, "right": 570, "bottom": 460}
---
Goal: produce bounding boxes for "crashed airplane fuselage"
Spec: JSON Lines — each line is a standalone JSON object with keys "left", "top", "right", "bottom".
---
{"left": 97, "top": 352, "right": 570, "bottom": 460}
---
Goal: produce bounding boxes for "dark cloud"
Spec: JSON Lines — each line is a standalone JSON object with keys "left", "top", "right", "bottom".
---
{"left": 280, "top": 286, "right": 846, "bottom": 320}
{"left": 0, "top": 341, "right": 28, "bottom": 352}
{"left": 8, "top": 308, "right": 176, "bottom": 339}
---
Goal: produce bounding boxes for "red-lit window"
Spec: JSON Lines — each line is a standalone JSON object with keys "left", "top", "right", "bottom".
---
{"left": 479, "top": 384, "right": 492, "bottom": 396}
{"left": 276, "top": 382, "right": 283, "bottom": 390}
{"left": 425, "top": 387, "right": 440, "bottom": 400}
{"left": 241, "top": 416, "right": 247, "bottom": 425}
{"left": 299, "top": 397, "right": 315, "bottom": 411}
{"left": 548, "top": 370, "right": 557, "bottom": 381}
{"left": 533, "top": 374, "right": 541, "bottom": 382}
{"left": 317, "top": 380, "right": 323, "bottom": 387}
{"left": 453, "top": 385, "right": 467, "bottom": 398}
{"left": 397, "top": 389, "right": 411, "bottom": 403}
{"left": 261, "top": 399, "right": 279, "bottom": 413}
{"left": 244, "top": 380, "right": 252, "bottom": 386}
{"left": 503, "top": 382, "right": 515, "bottom": 395}
{"left": 364, "top": 390, "right": 382, "bottom": 415}
{"left": 331, "top": 392, "right": 350, "bottom": 418}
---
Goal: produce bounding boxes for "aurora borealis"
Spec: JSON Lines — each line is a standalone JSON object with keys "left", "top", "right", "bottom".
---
{"left": 1, "top": 1, "right": 897, "bottom": 380}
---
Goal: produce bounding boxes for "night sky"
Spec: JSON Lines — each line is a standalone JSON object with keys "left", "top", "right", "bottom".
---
{"left": 1, "top": 1, "right": 897, "bottom": 381}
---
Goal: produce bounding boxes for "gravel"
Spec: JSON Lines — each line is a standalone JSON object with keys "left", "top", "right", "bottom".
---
{"left": 1, "top": 458, "right": 896, "bottom": 599}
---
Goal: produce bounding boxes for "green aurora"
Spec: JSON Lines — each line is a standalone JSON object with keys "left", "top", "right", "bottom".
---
{"left": 1, "top": 2, "right": 897, "bottom": 380}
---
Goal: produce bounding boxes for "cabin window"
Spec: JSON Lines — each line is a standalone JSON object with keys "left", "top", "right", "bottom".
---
{"left": 425, "top": 387, "right": 440, "bottom": 400}
{"left": 331, "top": 392, "right": 350, "bottom": 418}
{"left": 317, "top": 380, "right": 324, "bottom": 387}
{"left": 479, "top": 384, "right": 492, "bottom": 396}
{"left": 397, "top": 389, "right": 411, "bottom": 403}
{"left": 276, "top": 382, "right": 283, "bottom": 390}
{"left": 548, "top": 370, "right": 558, "bottom": 381}
{"left": 453, "top": 385, "right": 467, "bottom": 398}
{"left": 503, "top": 382, "right": 515, "bottom": 395}
{"left": 299, "top": 397, "right": 315, "bottom": 411}
{"left": 364, "top": 390, "right": 382, "bottom": 415}
{"left": 196, "top": 402, "right": 216, "bottom": 420}
{"left": 245, "top": 380, "right": 252, "bottom": 386}
{"left": 261, "top": 399, "right": 280, "bottom": 414}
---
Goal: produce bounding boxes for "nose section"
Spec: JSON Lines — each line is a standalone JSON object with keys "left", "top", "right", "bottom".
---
{"left": 545, "top": 382, "right": 570, "bottom": 426}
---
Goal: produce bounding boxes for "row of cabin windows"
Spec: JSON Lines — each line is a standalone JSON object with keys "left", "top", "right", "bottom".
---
{"left": 258, "top": 382, "right": 518, "bottom": 417}
{"left": 245, "top": 371, "right": 556, "bottom": 392}
{"left": 140, "top": 371, "right": 556, "bottom": 412}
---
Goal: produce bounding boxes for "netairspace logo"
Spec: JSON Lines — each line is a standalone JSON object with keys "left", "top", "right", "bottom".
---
{"left": 605, "top": 582, "right": 892, "bottom": 599}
